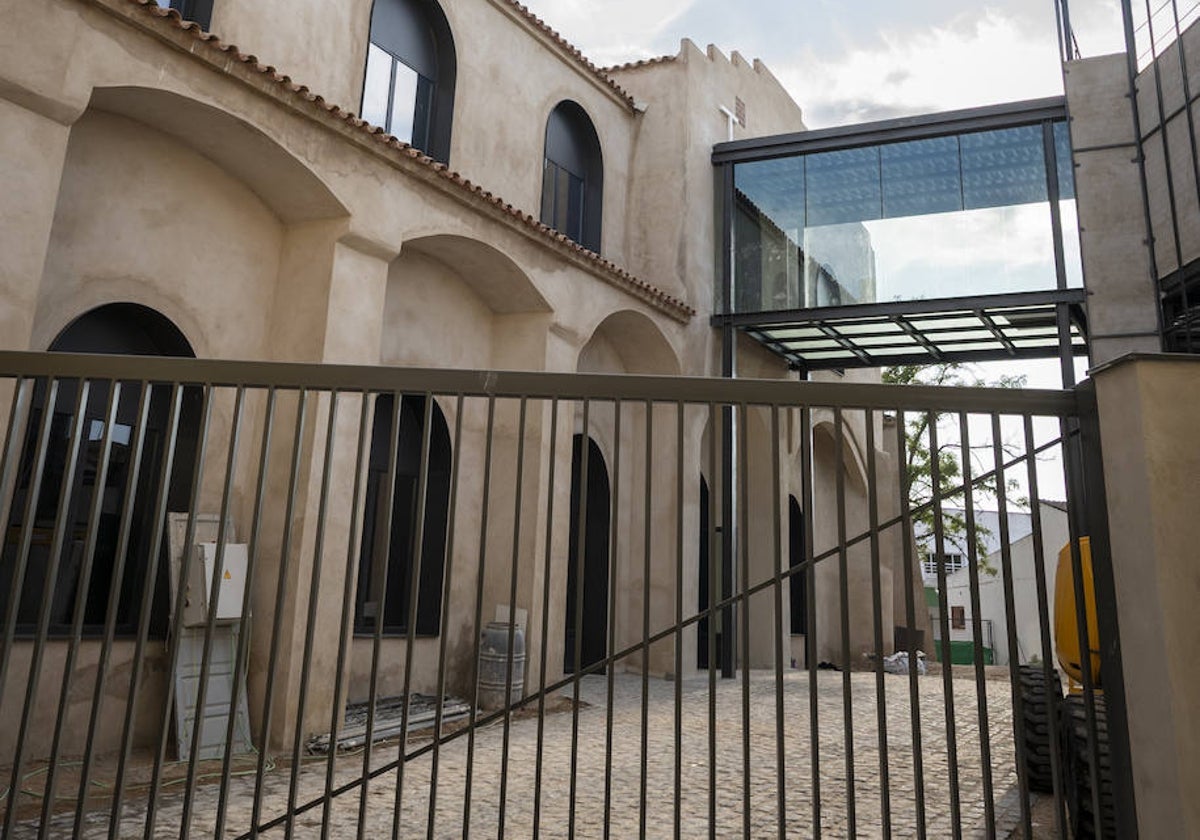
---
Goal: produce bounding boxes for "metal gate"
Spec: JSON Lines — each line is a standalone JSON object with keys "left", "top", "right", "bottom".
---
{"left": 0, "top": 351, "right": 1131, "bottom": 838}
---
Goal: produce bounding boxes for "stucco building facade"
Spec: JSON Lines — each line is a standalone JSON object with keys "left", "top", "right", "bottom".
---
{"left": 0, "top": 0, "right": 908, "bottom": 762}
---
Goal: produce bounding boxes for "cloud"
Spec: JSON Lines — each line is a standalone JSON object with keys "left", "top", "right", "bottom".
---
{"left": 770, "top": 9, "right": 1072, "bottom": 128}
{"left": 522, "top": 0, "right": 697, "bottom": 66}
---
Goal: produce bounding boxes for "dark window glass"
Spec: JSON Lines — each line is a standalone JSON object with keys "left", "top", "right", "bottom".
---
{"left": 363, "top": 0, "right": 455, "bottom": 163}
{"left": 541, "top": 102, "right": 603, "bottom": 252}
{"left": 0, "top": 304, "right": 199, "bottom": 638}
{"left": 155, "top": 0, "right": 213, "bottom": 29}
{"left": 354, "top": 395, "right": 450, "bottom": 637}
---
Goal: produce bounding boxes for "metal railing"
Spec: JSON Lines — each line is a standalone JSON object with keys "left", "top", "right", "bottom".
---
{"left": 0, "top": 351, "right": 1128, "bottom": 838}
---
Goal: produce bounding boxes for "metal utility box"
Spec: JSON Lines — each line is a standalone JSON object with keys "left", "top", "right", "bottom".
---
{"left": 182, "top": 542, "right": 248, "bottom": 627}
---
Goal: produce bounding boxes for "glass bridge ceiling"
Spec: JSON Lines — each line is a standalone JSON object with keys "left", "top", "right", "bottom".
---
{"left": 712, "top": 97, "right": 1087, "bottom": 371}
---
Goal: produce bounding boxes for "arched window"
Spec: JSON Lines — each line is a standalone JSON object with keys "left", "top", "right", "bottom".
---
{"left": 154, "top": 0, "right": 212, "bottom": 30}
{"left": 355, "top": 394, "right": 450, "bottom": 636}
{"left": 361, "top": 0, "right": 456, "bottom": 163}
{"left": 541, "top": 101, "right": 603, "bottom": 253}
{"left": 0, "top": 304, "right": 200, "bottom": 637}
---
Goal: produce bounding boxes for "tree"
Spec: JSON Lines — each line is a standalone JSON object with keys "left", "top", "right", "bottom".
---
{"left": 882, "top": 362, "right": 1027, "bottom": 577}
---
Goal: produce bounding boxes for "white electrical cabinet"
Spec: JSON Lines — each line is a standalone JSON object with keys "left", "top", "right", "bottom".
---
{"left": 182, "top": 542, "right": 248, "bottom": 626}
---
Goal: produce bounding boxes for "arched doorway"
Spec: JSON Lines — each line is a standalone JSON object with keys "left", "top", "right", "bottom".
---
{"left": 0, "top": 303, "right": 199, "bottom": 636}
{"left": 354, "top": 394, "right": 451, "bottom": 636}
{"left": 564, "top": 434, "right": 609, "bottom": 673}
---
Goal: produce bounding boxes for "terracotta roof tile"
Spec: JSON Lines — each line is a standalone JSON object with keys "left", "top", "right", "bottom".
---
{"left": 112, "top": 0, "right": 694, "bottom": 321}
{"left": 602, "top": 55, "right": 677, "bottom": 73}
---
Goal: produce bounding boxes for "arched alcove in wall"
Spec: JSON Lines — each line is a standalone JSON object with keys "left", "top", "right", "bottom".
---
{"left": 576, "top": 309, "right": 681, "bottom": 376}
{"left": 36, "top": 88, "right": 350, "bottom": 362}
{"left": 383, "top": 235, "right": 550, "bottom": 370}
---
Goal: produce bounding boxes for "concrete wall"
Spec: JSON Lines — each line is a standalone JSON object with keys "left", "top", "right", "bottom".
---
{"left": 1092, "top": 354, "right": 1200, "bottom": 839}
{"left": 1064, "top": 54, "right": 1162, "bottom": 364}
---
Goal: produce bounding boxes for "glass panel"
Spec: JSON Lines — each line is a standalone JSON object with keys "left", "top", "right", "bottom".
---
{"left": 1060, "top": 198, "right": 1084, "bottom": 287}
{"left": 881, "top": 136, "right": 962, "bottom": 218}
{"left": 1054, "top": 121, "right": 1076, "bottom": 200}
{"left": 728, "top": 121, "right": 1075, "bottom": 314}
{"left": 389, "top": 61, "right": 421, "bottom": 144}
{"left": 555, "top": 165, "right": 572, "bottom": 232}
{"left": 734, "top": 157, "right": 804, "bottom": 313}
{"left": 805, "top": 147, "right": 881, "bottom": 226}
{"left": 567, "top": 172, "right": 585, "bottom": 244}
{"left": 362, "top": 44, "right": 392, "bottom": 129}
{"left": 540, "top": 160, "right": 557, "bottom": 227}
{"left": 960, "top": 125, "right": 1047, "bottom": 210}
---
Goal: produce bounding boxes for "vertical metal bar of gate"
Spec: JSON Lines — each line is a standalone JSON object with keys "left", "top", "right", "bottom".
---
{"left": 426, "top": 393, "right": 466, "bottom": 840}
{"left": 107, "top": 383, "right": 185, "bottom": 840}
{"left": 321, "top": 391, "right": 369, "bottom": 840}
{"left": 39, "top": 381, "right": 122, "bottom": 836}
{"left": 497, "top": 397, "right": 528, "bottom": 839}
{"left": 391, "top": 393, "right": 435, "bottom": 839}
{"left": 286, "top": 391, "right": 340, "bottom": 839}
{"left": 958, "top": 413, "right": 996, "bottom": 834}
{"left": 532, "top": 397, "right": 559, "bottom": 840}
{"left": 769, "top": 404, "right": 787, "bottom": 838}
{"left": 895, "top": 409, "right": 927, "bottom": 840}
{"left": 463, "top": 396, "right": 497, "bottom": 840}
{"left": 74, "top": 382, "right": 152, "bottom": 838}
{"left": 865, "top": 411, "right": 892, "bottom": 839}
{"left": 928, "top": 413, "right": 963, "bottom": 838}
{"left": 639, "top": 401, "right": 653, "bottom": 839}
{"left": 801, "top": 404, "right": 821, "bottom": 837}
{"left": 1076, "top": 380, "right": 1138, "bottom": 836}
{"left": 833, "top": 408, "right": 856, "bottom": 835}
{"left": 181, "top": 385, "right": 246, "bottom": 840}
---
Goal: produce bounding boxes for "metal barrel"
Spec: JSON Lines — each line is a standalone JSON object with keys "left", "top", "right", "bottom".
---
{"left": 478, "top": 621, "right": 526, "bottom": 710}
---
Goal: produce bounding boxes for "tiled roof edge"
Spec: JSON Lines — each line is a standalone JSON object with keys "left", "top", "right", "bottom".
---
{"left": 98, "top": 0, "right": 694, "bottom": 321}
{"left": 495, "top": 0, "right": 638, "bottom": 109}
{"left": 602, "top": 55, "right": 678, "bottom": 73}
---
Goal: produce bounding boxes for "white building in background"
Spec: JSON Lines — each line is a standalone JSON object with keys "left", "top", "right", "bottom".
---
{"left": 924, "top": 501, "right": 1068, "bottom": 666}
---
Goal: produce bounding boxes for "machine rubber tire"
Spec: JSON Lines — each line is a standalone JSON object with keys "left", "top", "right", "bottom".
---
{"left": 1017, "top": 664, "right": 1061, "bottom": 793}
{"left": 1061, "top": 693, "right": 1117, "bottom": 839}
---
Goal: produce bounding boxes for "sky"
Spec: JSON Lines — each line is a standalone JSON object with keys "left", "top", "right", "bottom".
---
{"left": 518, "top": 1, "right": 1113, "bottom": 500}
{"left": 522, "top": 0, "right": 1127, "bottom": 128}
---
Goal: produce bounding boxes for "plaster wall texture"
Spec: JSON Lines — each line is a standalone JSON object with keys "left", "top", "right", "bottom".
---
{"left": 1093, "top": 355, "right": 1200, "bottom": 840}
{"left": 611, "top": 40, "right": 806, "bottom": 309}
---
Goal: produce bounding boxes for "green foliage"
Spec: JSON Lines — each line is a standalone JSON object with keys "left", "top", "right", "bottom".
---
{"left": 883, "top": 363, "right": 1027, "bottom": 577}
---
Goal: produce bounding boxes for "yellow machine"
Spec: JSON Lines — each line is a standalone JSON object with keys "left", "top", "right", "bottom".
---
{"left": 1019, "top": 538, "right": 1114, "bottom": 839}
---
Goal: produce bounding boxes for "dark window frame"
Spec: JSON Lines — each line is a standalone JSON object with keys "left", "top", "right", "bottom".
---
{"left": 361, "top": 0, "right": 456, "bottom": 164}
{"left": 541, "top": 100, "right": 604, "bottom": 253}
{"left": 353, "top": 394, "right": 450, "bottom": 638}
{"left": 157, "top": 0, "right": 213, "bottom": 30}
{"left": 0, "top": 303, "right": 199, "bottom": 640}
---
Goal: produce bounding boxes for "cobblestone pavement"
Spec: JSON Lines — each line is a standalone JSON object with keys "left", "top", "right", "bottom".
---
{"left": 29, "top": 669, "right": 1028, "bottom": 838}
